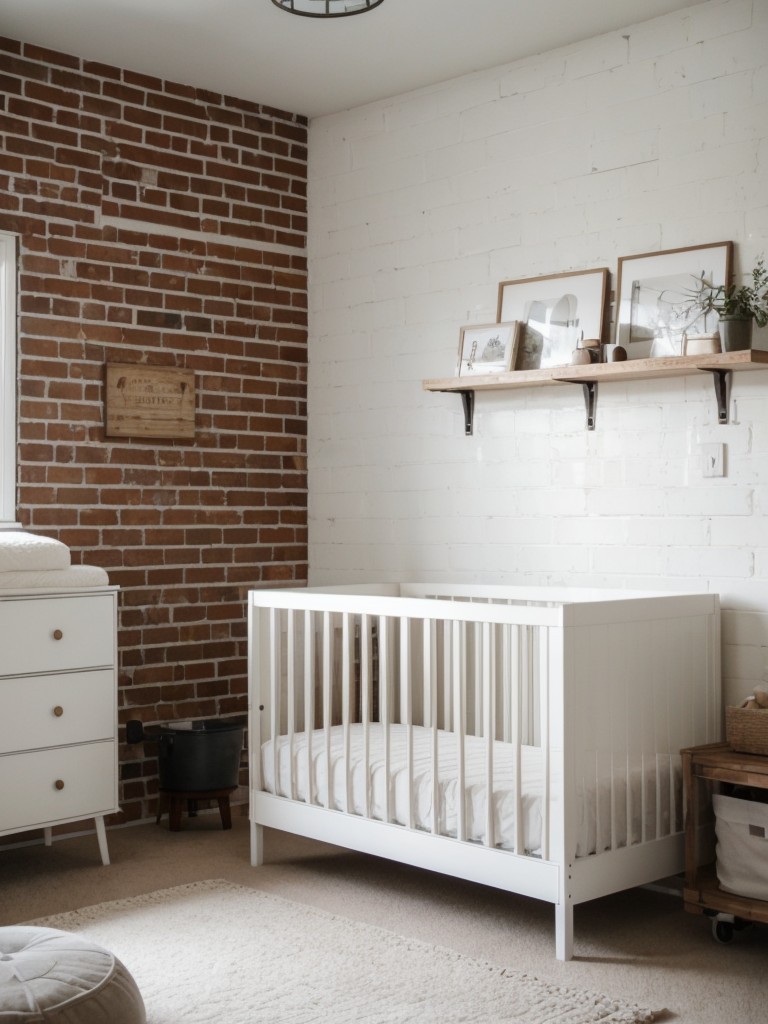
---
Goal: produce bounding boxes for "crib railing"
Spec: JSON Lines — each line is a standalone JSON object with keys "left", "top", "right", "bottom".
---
{"left": 252, "top": 592, "right": 561, "bottom": 859}
{"left": 250, "top": 585, "right": 719, "bottom": 865}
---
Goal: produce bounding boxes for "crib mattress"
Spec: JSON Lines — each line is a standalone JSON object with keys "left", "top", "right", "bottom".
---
{"left": 261, "top": 723, "right": 679, "bottom": 859}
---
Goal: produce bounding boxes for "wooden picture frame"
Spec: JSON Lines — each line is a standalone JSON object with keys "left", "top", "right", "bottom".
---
{"left": 456, "top": 321, "right": 521, "bottom": 377}
{"left": 496, "top": 268, "right": 609, "bottom": 370}
{"left": 615, "top": 241, "right": 733, "bottom": 359}
{"left": 105, "top": 363, "right": 195, "bottom": 440}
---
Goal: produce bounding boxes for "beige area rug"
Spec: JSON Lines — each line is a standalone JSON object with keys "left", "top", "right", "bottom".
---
{"left": 30, "top": 880, "right": 654, "bottom": 1023}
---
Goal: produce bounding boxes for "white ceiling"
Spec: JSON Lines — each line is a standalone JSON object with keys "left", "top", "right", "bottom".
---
{"left": 0, "top": 0, "right": 700, "bottom": 118}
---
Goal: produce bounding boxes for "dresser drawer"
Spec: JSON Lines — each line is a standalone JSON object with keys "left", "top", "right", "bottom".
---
{"left": 0, "top": 669, "right": 114, "bottom": 754}
{"left": 0, "top": 593, "right": 115, "bottom": 677}
{"left": 0, "top": 742, "right": 117, "bottom": 833}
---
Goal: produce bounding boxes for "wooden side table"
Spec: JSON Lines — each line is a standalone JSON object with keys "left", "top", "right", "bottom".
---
{"left": 682, "top": 741, "right": 768, "bottom": 942}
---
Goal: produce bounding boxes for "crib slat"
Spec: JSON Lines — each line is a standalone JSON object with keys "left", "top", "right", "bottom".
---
{"left": 512, "top": 625, "right": 523, "bottom": 856}
{"left": 423, "top": 620, "right": 434, "bottom": 729}
{"left": 503, "top": 623, "right": 516, "bottom": 745}
{"left": 401, "top": 617, "right": 414, "bottom": 830}
{"left": 593, "top": 750, "right": 600, "bottom": 855}
{"left": 426, "top": 619, "right": 439, "bottom": 836}
{"left": 286, "top": 609, "right": 296, "bottom": 801}
{"left": 361, "top": 613, "right": 372, "bottom": 818}
{"left": 322, "top": 612, "right": 333, "bottom": 811}
{"left": 625, "top": 746, "right": 632, "bottom": 849}
{"left": 453, "top": 619, "right": 466, "bottom": 843}
{"left": 342, "top": 612, "right": 353, "bottom": 814}
{"left": 474, "top": 621, "right": 482, "bottom": 738}
{"left": 379, "top": 616, "right": 391, "bottom": 823}
{"left": 304, "top": 611, "right": 315, "bottom": 805}
{"left": 529, "top": 626, "right": 538, "bottom": 745}
{"left": 609, "top": 750, "right": 617, "bottom": 852}
{"left": 483, "top": 622, "right": 495, "bottom": 848}
{"left": 270, "top": 608, "right": 281, "bottom": 797}
{"left": 539, "top": 627, "right": 550, "bottom": 862}
{"left": 662, "top": 626, "right": 671, "bottom": 839}
{"left": 610, "top": 629, "right": 623, "bottom": 851}
{"left": 644, "top": 644, "right": 651, "bottom": 846}
{"left": 443, "top": 622, "right": 452, "bottom": 732}
{"left": 668, "top": 623, "right": 682, "bottom": 833}
{"left": 622, "top": 630, "right": 632, "bottom": 849}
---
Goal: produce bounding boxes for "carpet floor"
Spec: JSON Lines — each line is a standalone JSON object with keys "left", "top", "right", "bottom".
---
{"left": 1, "top": 812, "right": 766, "bottom": 1022}
{"left": 28, "top": 879, "right": 653, "bottom": 1023}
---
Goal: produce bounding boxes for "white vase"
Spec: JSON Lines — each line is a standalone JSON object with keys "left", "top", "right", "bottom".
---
{"left": 682, "top": 332, "right": 721, "bottom": 356}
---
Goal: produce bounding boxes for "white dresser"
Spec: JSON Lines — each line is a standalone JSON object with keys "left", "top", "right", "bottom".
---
{"left": 0, "top": 586, "right": 119, "bottom": 864}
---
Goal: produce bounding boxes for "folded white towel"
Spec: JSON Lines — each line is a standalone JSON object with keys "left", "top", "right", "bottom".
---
{"left": 0, "top": 565, "right": 108, "bottom": 590}
{"left": 0, "top": 530, "right": 71, "bottom": 572}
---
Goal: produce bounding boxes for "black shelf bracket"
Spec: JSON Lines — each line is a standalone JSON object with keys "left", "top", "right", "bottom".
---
{"left": 582, "top": 381, "right": 598, "bottom": 430}
{"left": 460, "top": 390, "right": 475, "bottom": 435}
{"left": 436, "top": 388, "right": 476, "bottom": 435}
{"left": 438, "top": 389, "right": 475, "bottom": 435}
{"left": 704, "top": 368, "right": 731, "bottom": 424}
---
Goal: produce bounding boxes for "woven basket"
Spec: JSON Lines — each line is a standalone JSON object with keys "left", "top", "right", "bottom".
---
{"left": 726, "top": 706, "right": 768, "bottom": 756}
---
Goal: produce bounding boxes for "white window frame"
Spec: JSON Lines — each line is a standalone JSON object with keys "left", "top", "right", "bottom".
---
{"left": 0, "top": 231, "right": 18, "bottom": 528}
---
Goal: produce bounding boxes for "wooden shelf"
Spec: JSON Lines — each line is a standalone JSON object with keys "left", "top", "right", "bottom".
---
{"left": 684, "top": 863, "right": 768, "bottom": 927}
{"left": 682, "top": 742, "right": 768, "bottom": 941}
{"left": 423, "top": 349, "right": 768, "bottom": 433}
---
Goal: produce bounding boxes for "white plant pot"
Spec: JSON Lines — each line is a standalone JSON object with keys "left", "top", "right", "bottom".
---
{"left": 682, "top": 332, "right": 721, "bottom": 356}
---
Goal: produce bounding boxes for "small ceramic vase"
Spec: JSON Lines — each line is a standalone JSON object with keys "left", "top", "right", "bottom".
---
{"left": 571, "top": 338, "right": 601, "bottom": 365}
{"left": 682, "top": 332, "right": 721, "bottom": 356}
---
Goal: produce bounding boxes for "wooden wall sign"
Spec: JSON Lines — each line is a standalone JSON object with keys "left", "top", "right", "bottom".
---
{"left": 105, "top": 364, "right": 195, "bottom": 440}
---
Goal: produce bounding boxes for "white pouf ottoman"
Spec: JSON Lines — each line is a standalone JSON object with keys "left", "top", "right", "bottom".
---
{"left": 0, "top": 926, "right": 145, "bottom": 1023}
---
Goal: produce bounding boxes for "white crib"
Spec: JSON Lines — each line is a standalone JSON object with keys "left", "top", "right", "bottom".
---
{"left": 248, "top": 583, "right": 721, "bottom": 959}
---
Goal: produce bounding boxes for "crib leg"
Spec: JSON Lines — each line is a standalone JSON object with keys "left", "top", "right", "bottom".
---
{"left": 555, "top": 901, "right": 574, "bottom": 961}
{"left": 251, "top": 822, "right": 264, "bottom": 867}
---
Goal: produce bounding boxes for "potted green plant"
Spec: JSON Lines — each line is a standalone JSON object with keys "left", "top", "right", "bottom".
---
{"left": 688, "top": 256, "right": 768, "bottom": 351}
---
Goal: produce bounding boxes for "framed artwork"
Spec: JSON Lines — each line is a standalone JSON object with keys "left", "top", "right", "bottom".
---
{"left": 615, "top": 241, "right": 733, "bottom": 359}
{"left": 105, "top": 363, "right": 196, "bottom": 439}
{"left": 456, "top": 321, "right": 521, "bottom": 377}
{"left": 496, "top": 268, "right": 609, "bottom": 370}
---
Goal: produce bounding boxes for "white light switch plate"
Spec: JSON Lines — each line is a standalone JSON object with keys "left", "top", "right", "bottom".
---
{"left": 701, "top": 443, "right": 725, "bottom": 478}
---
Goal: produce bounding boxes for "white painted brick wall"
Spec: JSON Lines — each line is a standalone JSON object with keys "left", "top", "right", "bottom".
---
{"left": 308, "top": 0, "right": 768, "bottom": 709}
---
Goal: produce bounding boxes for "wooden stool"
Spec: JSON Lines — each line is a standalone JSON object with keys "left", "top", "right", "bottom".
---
{"left": 155, "top": 787, "right": 236, "bottom": 831}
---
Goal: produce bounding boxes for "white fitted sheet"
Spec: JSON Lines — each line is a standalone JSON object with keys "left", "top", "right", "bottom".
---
{"left": 262, "top": 723, "right": 680, "bottom": 859}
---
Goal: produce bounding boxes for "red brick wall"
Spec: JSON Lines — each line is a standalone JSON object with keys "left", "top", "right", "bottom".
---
{"left": 0, "top": 36, "right": 308, "bottom": 828}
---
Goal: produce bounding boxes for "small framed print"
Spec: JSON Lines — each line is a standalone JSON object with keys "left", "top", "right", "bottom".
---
{"left": 615, "top": 242, "right": 733, "bottom": 358}
{"left": 496, "top": 268, "right": 609, "bottom": 370}
{"left": 105, "top": 363, "right": 195, "bottom": 439}
{"left": 456, "top": 321, "right": 521, "bottom": 377}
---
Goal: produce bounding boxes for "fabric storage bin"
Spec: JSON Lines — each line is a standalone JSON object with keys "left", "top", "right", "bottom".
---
{"left": 714, "top": 793, "right": 768, "bottom": 901}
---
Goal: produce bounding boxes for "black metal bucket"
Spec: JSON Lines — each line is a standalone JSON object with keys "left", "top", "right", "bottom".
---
{"left": 150, "top": 718, "right": 245, "bottom": 792}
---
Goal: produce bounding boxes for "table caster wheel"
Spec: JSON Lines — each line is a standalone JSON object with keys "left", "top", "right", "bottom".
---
{"left": 713, "top": 918, "right": 734, "bottom": 943}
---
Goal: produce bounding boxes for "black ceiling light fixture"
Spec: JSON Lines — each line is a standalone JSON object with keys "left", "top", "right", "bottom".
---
{"left": 271, "top": 0, "right": 384, "bottom": 17}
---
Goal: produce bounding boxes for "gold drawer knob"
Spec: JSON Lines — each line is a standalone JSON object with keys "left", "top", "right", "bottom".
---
{"left": 53, "top": 706, "right": 64, "bottom": 717}
{"left": 52, "top": 629, "right": 63, "bottom": 641}
{"left": 54, "top": 779, "right": 65, "bottom": 791}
